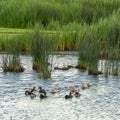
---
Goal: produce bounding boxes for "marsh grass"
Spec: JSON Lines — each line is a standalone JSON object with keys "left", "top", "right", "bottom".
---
{"left": 31, "top": 27, "right": 56, "bottom": 78}
{"left": 77, "top": 24, "right": 101, "bottom": 74}
{"left": 0, "top": 0, "right": 120, "bottom": 28}
{"left": 77, "top": 11, "right": 120, "bottom": 76}
{"left": 2, "top": 37, "right": 25, "bottom": 72}
{"left": 0, "top": 0, "right": 120, "bottom": 76}
{"left": 2, "top": 54, "right": 24, "bottom": 72}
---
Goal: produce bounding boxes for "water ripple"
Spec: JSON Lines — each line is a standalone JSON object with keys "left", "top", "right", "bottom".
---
{"left": 0, "top": 54, "right": 120, "bottom": 120}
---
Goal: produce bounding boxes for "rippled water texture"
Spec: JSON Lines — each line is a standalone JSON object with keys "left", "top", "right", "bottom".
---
{"left": 0, "top": 53, "right": 120, "bottom": 120}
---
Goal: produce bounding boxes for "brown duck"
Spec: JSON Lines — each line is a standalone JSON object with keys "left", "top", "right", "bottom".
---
{"left": 40, "top": 94, "right": 47, "bottom": 99}
{"left": 65, "top": 92, "right": 73, "bottom": 99}
{"left": 39, "top": 87, "right": 47, "bottom": 95}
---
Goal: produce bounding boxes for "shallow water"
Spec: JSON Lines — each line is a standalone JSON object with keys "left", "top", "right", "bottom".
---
{"left": 0, "top": 53, "right": 120, "bottom": 120}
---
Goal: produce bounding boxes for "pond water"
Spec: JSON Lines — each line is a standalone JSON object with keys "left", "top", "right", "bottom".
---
{"left": 0, "top": 52, "right": 120, "bottom": 120}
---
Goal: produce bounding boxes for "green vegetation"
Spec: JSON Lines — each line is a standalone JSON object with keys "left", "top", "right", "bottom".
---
{"left": 78, "top": 11, "right": 120, "bottom": 75}
{"left": 0, "top": 0, "right": 120, "bottom": 28}
{"left": 2, "top": 38, "right": 25, "bottom": 72}
{"left": 31, "top": 27, "right": 57, "bottom": 78}
{"left": 0, "top": 0, "right": 120, "bottom": 76}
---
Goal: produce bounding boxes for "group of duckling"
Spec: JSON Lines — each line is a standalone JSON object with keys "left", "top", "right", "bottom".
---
{"left": 65, "top": 81, "right": 92, "bottom": 99}
{"left": 65, "top": 88, "right": 80, "bottom": 99}
{"left": 25, "top": 86, "right": 57, "bottom": 99}
{"left": 25, "top": 81, "right": 92, "bottom": 100}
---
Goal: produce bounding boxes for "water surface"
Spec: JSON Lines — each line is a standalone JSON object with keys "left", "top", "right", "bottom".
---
{"left": 0, "top": 53, "right": 120, "bottom": 120}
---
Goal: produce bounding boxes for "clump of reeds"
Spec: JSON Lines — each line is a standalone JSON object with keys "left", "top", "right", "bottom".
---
{"left": 2, "top": 54, "right": 24, "bottom": 72}
{"left": 2, "top": 38, "right": 25, "bottom": 72}
{"left": 77, "top": 26, "right": 102, "bottom": 75}
{"left": 98, "top": 12, "right": 120, "bottom": 76}
{"left": 31, "top": 26, "right": 56, "bottom": 79}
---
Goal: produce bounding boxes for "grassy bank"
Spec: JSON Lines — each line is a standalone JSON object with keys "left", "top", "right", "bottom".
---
{"left": 0, "top": 10, "right": 120, "bottom": 54}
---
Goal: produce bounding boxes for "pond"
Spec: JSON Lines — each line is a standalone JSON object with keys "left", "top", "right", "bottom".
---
{"left": 0, "top": 52, "right": 120, "bottom": 120}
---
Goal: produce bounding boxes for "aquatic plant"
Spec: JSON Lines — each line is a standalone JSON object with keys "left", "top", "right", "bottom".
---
{"left": 2, "top": 54, "right": 24, "bottom": 72}
{"left": 78, "top": 30, "right": 101, "bottom": 75}
{"left": 2, "top": 38, "right": 25, "bottom": 72}
{"left": 31, "top": 27, "right": 56, "bottom": 78}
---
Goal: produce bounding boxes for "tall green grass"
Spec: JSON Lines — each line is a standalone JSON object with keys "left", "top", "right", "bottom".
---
{"left": 0, "top": 0, "right": 120, "bottom": 28}
{"left": 78, "top": 11, "right": 120, "bottom": 75}
{"left": 0, "top": 33, "right": 31, "bottom": 53}
{"left": 31, "top": 26, "right": 57, "bottom": 79}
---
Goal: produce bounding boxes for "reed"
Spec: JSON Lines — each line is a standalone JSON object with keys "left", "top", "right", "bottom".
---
{"left": 78, "top": 27, "right": 101, "bottom": 75}
{"left": 97, "top": 11, "right": 120, "bottom": 75}
{"left": 2, "top": 38, "right": 25, "bottom": 72}
{"left": 31, "top": 26, "right": 56, "bottom": 78}
{"left": 0, "top": 0, "right": 120, "bottom": 28}
{"left": 2, "top": 54, "right": 24, "bottom": 72}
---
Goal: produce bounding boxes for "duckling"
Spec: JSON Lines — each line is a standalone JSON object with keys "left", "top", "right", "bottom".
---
{"left": 30, "top": 92, "right": 36, "bottom": 99}
{"left": 39, "top": 87, "right": 47, "bottom": 95}
{"left": 31, "top": 86, "right": 36, "bottom": 93}
{"left": 40, "top": 94, "right": 47, "bottom": 99}
{"left": 65, "top": 92, "right": 73, "bottom": 99}
{"left": 50, "top": 88, "right": 57, "bottom": 94}
{"left": 87, "top": 81, "right": 92, "bottom": 87}
{"left": 25, "top": 90, "right": 31, "bottom": 96}
{"left": 81, "top": 83, "right": 88, "bottom": 90}
{"left": 25, "top": 88, "right": 32, "bottom": 96}
{"left": 75, "top": 89, "right": 81, "bottom": 97}
{"left": 70, "top": 86, "right": 77, "bottom": 93}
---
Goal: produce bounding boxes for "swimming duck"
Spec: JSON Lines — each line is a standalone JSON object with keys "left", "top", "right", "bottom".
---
{"left": 70, "top": 86, "right": 77, "bottom": 93}
{"left": 30, "top": 92, "right": 36, "bottom": 99}
{"left": 87, "top": 81, "right": 92, "bottom": 87}
{"left": 25, "top": 87, "right": 33, "bottom": 96}
{"left": 25, "top": 90, "right": 31, "bottom": 96}
{"left": 40, "top": 94, "right": 47, "bottom": 99}
{"left": 31, "top": 86, "right": 36, "bottom": 93}
{"left": 25, "top": 86, "right": 36, "bottom": 96}
{"left": 39, "top": 87, "right": 47, "bottom": 95}
{"left": 50, "top": 88, "right": 57, "bottom": 94}
{"left": 65, "top": 92, "right": 73, "bottom": 99}
{"left": 81, "top": 83, "right": 88, "bottom": 90}
{"left": 75, "top": 89, "right": 81, "bottom": 97}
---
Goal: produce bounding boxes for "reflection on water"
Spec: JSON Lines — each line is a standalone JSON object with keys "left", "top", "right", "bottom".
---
{"left": 0, "top": 53, "right": 120, "bottom": 120}
{"left": 98, "top": 59, "right": 120, "bottom": 76}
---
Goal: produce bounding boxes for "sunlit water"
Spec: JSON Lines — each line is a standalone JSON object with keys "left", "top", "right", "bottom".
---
{"left": 0, "top": 53, "right": 120, "bottom": 120}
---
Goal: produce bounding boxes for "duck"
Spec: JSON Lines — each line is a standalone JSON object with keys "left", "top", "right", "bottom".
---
{"left": 25, "top": 88, "right": 33, "bottom": 96}
{"left": 81, "top": 83, "right": 88, "bottom": 90}
{"left": 39, "top": 87, "right": 47, "bottom": 95}
{"left": 30, "top": 92, "right": 36, "bottom": 99}
{"left": 25, "top": 90, "right": 31, "bottom": 96}
{"left": 75, "top": 89, "right": 81, "bottom": 97}
{"left": 65, "top": 92, "right": 73, "bottom": 99}
{"left": 25, "top": 86, "right": 36, "bottom": 96}
{"left": 50, "top": 88, "right": 57, "bottom": 94}
{"left": 40, "top": 94, "right": 47, "bottom": 99}
{"left": 31, "top": 86, "right": 36, "bottom": 93}
{"left": 87, "top": 81, "right": 92, "bottom": 87}
{"left": 70, "top": 86, "right": 77, "bottom": 93}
